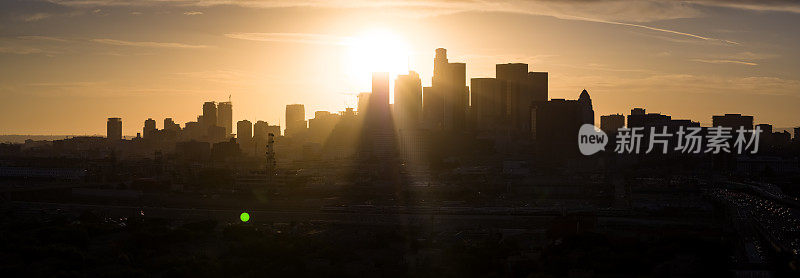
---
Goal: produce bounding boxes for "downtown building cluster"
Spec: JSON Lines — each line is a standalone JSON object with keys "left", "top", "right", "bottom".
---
{"left": 97, "top": 48, "right": 800, "bottom": 169}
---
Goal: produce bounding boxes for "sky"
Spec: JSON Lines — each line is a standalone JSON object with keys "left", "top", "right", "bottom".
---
{"left": 1, "top": 0, "right": 799, "bottom": 136}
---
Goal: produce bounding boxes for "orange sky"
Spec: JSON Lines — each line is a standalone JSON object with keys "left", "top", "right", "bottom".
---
{"left": 1, "top": 0, "right": 799, "bottom": 135}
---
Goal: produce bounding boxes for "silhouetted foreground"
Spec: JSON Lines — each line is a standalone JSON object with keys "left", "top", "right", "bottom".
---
{"left": 2, "top": 210, "right": 733, "bottom": 277}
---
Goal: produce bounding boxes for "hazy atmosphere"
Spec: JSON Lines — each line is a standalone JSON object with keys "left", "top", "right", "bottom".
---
{"left": 1, "top": 0, "right": 799, "bottom": 135}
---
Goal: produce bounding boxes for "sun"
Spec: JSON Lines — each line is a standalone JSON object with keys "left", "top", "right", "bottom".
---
{"left": 341, "top": 29, "right": 410, "bottom": 91}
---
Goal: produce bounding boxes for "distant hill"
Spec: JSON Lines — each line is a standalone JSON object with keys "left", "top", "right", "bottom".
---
{"left": 0, "top": 134, "right": 116, "bottom": 144}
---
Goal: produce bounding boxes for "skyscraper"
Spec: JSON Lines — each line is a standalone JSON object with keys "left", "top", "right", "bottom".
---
{"left": 394, "top": 71, "right": 422, "bottom": 131}
{"left": 425, "top": 48, "right": 467, "bottom": 131}
{"left": 143, "top": 118, "right": 157, "bottom": 139}
{"left": 202, "top": 101, "right": 217, "bottom": 130}
{"left": 285, "top": 104, "right": 306, "bottom": 137}
{"left": 578, "top": 89, "right": 594, "bottom": 126}
{"left": 370, "top": 72, "right": 390, "bottom": 125}
{"left": 496, "top": 63, "right": 530, "bottom": 133}
{"left": 107, "top": 117, "right": 122, "bottom": 141}
{"left": 470, "top": 78, "right": 502, "bottom": 131}
{"left": 217, "top": 101, "right": 233, "bottom": 136}
{"left": 237, "top": 120, "right": 252, "bottom": 141}
{"left": 357, "top": 92, "right": 371, "bottom": 116}
{"left": 253, "top": 120, "right": 269, "bottom": 140}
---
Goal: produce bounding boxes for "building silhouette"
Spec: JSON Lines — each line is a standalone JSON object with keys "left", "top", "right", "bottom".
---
{"left": 107, "top": 117, "right": 122, "bottom": 141}
{"left": 394, "top": 71, "right": 422, "bottom": 131}
{"left": 163, "top": 118, "right": 180, "bottom": 132}
{"left": 253, "top": 120, "right": 269, "bottom": 141}
{"left": 712, "top": 114, "right": 754, "bottom": 130}
{"left": 470, "top": 78, "right": 502, "bottom": 131}
{"left": 496, "top": 63, "right": 548, "bottom": 134}
{"left": 424, "top": 48, "right": 468, "bottom": 131}
{"left": 202, "top": 101, "right": 217, "bottom": 131}
{"left": 369, "top": 72, "right": 391, "bottom": 126}
{"left": 601, "top": 114, "right": 625, "bottom": 135}
{"left": 308, "top": 111, "right": 339, "bottom": 143}
{"left": 362, "top": 72, "right": 396, "bottom": 159}
{"left": 627, "top": 108, "right": 700, "bottom": 130}
{"left": 357, "top": 92, "right": 370, "bottom": 115}
{"left": 218, "top": 101, "right": 233, "bottom": 136}
{"left": 285, "top": 104, "right": 307, "bottom": 137}
{"left": 237, "top": 119, "right": 253, "bottom": 154}
{"left": 143, "top": 118, "right": 157, "bottom": 139}
{"left": 237, "top": 120, "right": 252, "bottom": 141}
{"left": 253, "top": 120, "right": 280, "bottom": 156}
{"left": 531, "top": 90, "right": 594, "bottom": 156}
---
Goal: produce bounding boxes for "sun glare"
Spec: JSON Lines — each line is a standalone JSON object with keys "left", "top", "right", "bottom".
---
{"left": 342, "top": 29, "right": 410, "bottom": 91}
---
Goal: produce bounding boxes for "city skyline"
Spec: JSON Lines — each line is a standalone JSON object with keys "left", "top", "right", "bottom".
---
{"left": 1, "top": 0, "right": 799, "bottom": 136}
{"left": 3, "top": 2, "right": 800, "bottom": 276}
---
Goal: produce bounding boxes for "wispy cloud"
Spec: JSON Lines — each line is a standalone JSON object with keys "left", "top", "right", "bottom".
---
{"left": 596, "top": 19, "right": 739, "bottom": 45}
{"left": 17, "top": 36, "right": 69, "bottom": 42}
{"left": 0, "top": 46, "right": 49, "bottom": 55}
{"left": 20, "top": 13, "right": 52, "bottom": 22}
{"left": 691, "top": 59, "right": 758, "bottom": 66}
{"left": 224, "top": 32, "right": 348, "bottom": 45}
{"left": 41, "top": 1, "right": 742, "bottom": 45}
{"left": 170, "top": 70, "right": 256, "bottom": 84}
{"left": 91, "top": 38, "right": 211, "bottom": 48}
{"left": 690, "top": 0, "right": 800, "bottom": 14}
{"left": 27, "top": 81, "right": 105, "bottom": 87}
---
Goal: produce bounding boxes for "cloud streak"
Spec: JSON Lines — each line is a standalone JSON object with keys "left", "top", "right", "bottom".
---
{"left": 91, "top": 38, "right": 211, "bottom": 48}
{"left": 224, "top": 32, "right": 348, "bottom": 45}
{"left": 691, "top": 59, "right": 758, "bottom": 66}
{"left": 49, "top": 1, "right": 740, "bottom": 45}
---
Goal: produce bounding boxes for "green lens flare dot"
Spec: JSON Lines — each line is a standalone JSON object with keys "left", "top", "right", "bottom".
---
{"left": 240, "top": 212, "right": 250, "bottom": 222}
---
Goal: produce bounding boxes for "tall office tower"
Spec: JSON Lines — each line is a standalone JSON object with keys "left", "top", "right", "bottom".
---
{"left": 447, "top": 63, "right": 468, "bottom": 131}
{"left": 253, "top": 120, "right": 269, "bottom": 140}
{"left": 143, "top": 118, "right": 157, "bottom": 139}
{"left": 252, "top": 120, "right": 269, "bottom": 156}
{"left": 600, "top": 114, "right": 625, "bottom": 135}
{"left": 285, "top": 104, "right": 307, "bottom": 137}
{"left": 578, "top": 89, "right": 594, "bottom": 126}
{"left": 370, "top": 72, "right": 391, "bottom": 124}
{"left": 237, "top": 120, "right": 253, "bottom": 141}
{"left": 237, "top": 120, "right": 253, "bottom": 154}
{"left": 422, "top": 86, "right": 443, "bottom": 129}
{"left": 712, "top": 114, "right": 754, "bottom": 130}
{"left": 470, "top": 78, "right": 502, "bottom": 131}
{"left": 394, "top": 71, "right": 422, "bottom": 130}
{"left": 107, "top": 117, "right": 122, "bottom": 141}
{"left": 357, "top": 92, "right": 371, "bottom": 116}
{"left": 427, "top": 48, "right": 467, "bottom": 131}
{"left": 496, "top": 63, "right": 531, "bottom": 132}
{"left": 362, "top": 72, "right": 396, "bottom": 159}
{"left": 217, "top": 101, "right": 233, "bottom": 136}
{"left": 202, "top": 101, "right": 217, "bottom": 130}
